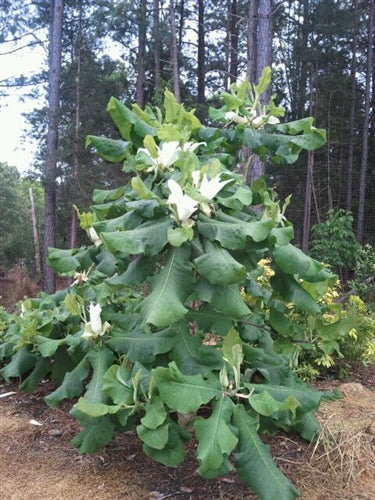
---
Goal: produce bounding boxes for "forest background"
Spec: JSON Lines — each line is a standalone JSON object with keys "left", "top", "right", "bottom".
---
{"left": 0, "top": 0, "right": 374, "bottom": 293}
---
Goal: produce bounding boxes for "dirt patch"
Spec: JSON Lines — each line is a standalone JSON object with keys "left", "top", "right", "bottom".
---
{"left": 1, "top": 369, "right": 374, "bottom": 500}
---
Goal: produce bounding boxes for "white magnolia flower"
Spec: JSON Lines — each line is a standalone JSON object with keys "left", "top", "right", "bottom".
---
{"left": 267, "top": 115, "right": 280, "bottom": 125}
{"left": 192, "top": 170, "right": 232, "bottom": 200}
{"left": 82, "top": 303, "right": 111, "bottom": 340}
{"left": 225, "top": 111, "right": 250, "bottom": 125}
{"left": 89, "top": 303, "right": 103, "bottom": 335}
{"left": 167, "top": 179, "right": 198, "bottom": 222}
{"left": 182, "top": 141, "right": 206, "bottom": 153}
{"left": 87, "top": 226, "right": 102, "bottom": 247}
{"left": 139, "top": 141, "right": 181, "bottom": 170}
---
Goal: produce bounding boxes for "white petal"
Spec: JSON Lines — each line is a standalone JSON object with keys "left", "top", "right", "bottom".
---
{"left": 192, "top": 170, "right": 201, "bottom": 188}
{"left": 199, "top": 174, "right": 231, "bottom": 199}
{"left": 89, "top": 303, "right": 102, "bottom": 335}
{"left": 176, "top": 195, "right": 198, "bottom": 221}
{"left": 167, "top": 179, "right": 184, "bottom": 204}
{"left": 158, "top": 141, "right": 180, "bottom": 167}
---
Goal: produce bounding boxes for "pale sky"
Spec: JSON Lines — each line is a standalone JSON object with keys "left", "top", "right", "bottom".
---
{"left": 0, "top": 37, "right": 46, "bottom": 174}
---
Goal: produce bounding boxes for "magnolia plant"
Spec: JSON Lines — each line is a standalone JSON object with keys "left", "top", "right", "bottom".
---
{"left": 0, "top": 71, "right": 346, "bottom": 500}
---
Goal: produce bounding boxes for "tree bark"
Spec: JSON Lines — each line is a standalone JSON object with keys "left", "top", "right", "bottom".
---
{"left": 246, "top": 0, "right": 258, "bottom": 83}
{"left": 29, "top": 187, "right": 41, "bottom": 278}
{"left": 197, "top": 0, "right": 205, "bottom": 108}
{"left": 136, "top": 0, "right": 147, "bottom": 108}
{"left": 346, "top": 0, "right": 359, "bottom": 211}
{"left": 69, "top": 8, "right": 82, "bottom": 250}
{"left": 169, "top": 0, "right": 180, "bottom": 102}
{"left": 153, "top": 0, "right": 161, "bottom": 91}
{"left": 229, "top": 0, "right": 238, "bottom": 84}
{"left": 246, "top": 0, "right": 273, "bottom": 185}
{"left": 42, "top": 0, "right": 64, "bottom": 293}
{"left": 302, "top": 150, "right": 314, "bottom": 252}
{"left": 357, "top": 0, "right": 374, "bottom": 242}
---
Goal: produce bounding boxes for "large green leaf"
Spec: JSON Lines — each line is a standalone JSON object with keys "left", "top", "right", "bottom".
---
{"left": 244, "top": 382, "right": 322, "bottom": 418}
{"left": 137, "top": 421, "right": 169, "bottom": 450}
{"left": 143, "top": 421, "right": 186, "bottom": 467}
{"left": 45, "top": 356, "right": 90, "bottom": 409}
{"left": 141, "top": 245, "right": 194, "bottom": 327}
{"left": 233, "top": 405, "right": 299, "bottom": 500}
{"left": 271, "top": 272, "right": 321, "bottom": 314}
{"left": 47, "top": 247, "right": 81, "bottom": 274}
{"left": 107, "top": 96, "right": 157, "bottom": 140}
{"left": 102, "top": 365, "right": 134, "bottom": 405}
{"left": 19, "top": 357, "right": 51, "bottom": 393}
{"left": 71, "top": 413, "right": 116, "bottom": 454}
{"left": 141, "top": 396, "right": 167, "bottom": 429}
{"left": 196, "top": 279, "right": 250, "bottom": 318}
{"left": 106, "top": 324, "right": 178, "bottom": 364}
{"left": 195, "top": 397, "right": 238, "bottom": 477}
{"left": 186, "top": 305, "right": 232, "bottom": 335}
{"left": 0, "top": 347, "right": 37, "bottom": 380}
{"left": 169, "top": 321, "right": 223, "bottom": 375}
{"left": 153, "top": 362, "right": 221, "bottom": 413}
{"left": 197, "top": 213, "right": 274, "bottom": 250}
{"left": 84, "top": 346, "right": 115, "bottom": 403}
{"left": 86, "top": 135, "right": 130, "bottom": 162}
{"left": 194, "top": 241, "right": 246, "bottom": 285}
{"left": 273, "top": 243, "right": 333, "bottom": 282}
{"left": 101, "top": 217, "right": 172, "bottom": 257}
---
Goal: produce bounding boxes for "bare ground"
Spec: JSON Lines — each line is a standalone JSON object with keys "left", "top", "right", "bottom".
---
{"left": 1, "top": 365, "right": 374, "bottom": 500}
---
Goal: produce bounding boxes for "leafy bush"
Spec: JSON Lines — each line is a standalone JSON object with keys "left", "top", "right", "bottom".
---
{"left": 349, "top": 244, "right": 375, "bottom": 304}
{"left": 0, "top": 76, "right": 338, "bottom": 500}
{"left": 310, "top": 209, "right": 358, "bottom": 277}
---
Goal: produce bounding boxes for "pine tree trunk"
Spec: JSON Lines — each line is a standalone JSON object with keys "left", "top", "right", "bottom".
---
{"left": 197, "top": 0, "right": 205, "bottom": 108}
{"left": 69, "top": 10, "right": 82, "bottom": 250}
{"left": 346, "top": 0, "right": 358, "bottom": 211}
{"left": 246, "top": 0, "right": 273, "bottom": 185}
{"left": 42, "top": 0, "right": 64, "bottom": 293}
{"left": 229, "top": 0, "right": 238, "bottom": 84}
{"left": 357, "top": 0, "right": 374, "bottom": 242}
{"left": 29, "top": 187, "right": 41, "bottom": 278}
{"left": 136, "top": 0, "right": 147, "bottom": 108}
{"left": 169, "top": 0, "right": 180, "bottom": 102}
{"left": 153, "top": 0, "right": 161, "bottom": 91}
{"left": 246, "top": 0, "right": 258, "bottom": 83}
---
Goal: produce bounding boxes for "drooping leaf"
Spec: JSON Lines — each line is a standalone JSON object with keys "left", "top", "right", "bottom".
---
{"left": 198, "top": 213, "right": 274, "bottom": 250}
{"left": 153, "top": 362, "right": 221, "bottom": 413}
{"left": 71, "top": 414, "right": 116, "bottom": 454}
{"left": 196, "top": 279, "right": 250, "bottom": 318}
{"left": 233, "top": 405, "right": 299, "bottom": 500}
{"left": 106, "top": 324, "right": 178, "bottom": 364}
{"left": 143, "top": 421, "right": 186, "bottom": 467}
{"left": 194, "top": 241, "right": 246, "bottom": 285}
{"left": 19, "top": 357, "right": 51, "bottom": 393}
{"left": 142, "top": 245, "right": 194, "bottom": 327}
{"left": 101, "top": 217, "right": 172, "bottom": 257}
{"left": 0, "top": 347, "right": 37, "bottom": 380}
{"left": 137, "top": 421, "right": 169, "bottom": 449}
{"left": 86, "top": 135, "right": 130, "bottom": 162}
{"left": 141, "top": 396, "right": 167, "bottom": 429}
{"left": 273, "top": 244, "right": 334, "bottom": 282}
{"left": 84, "top": 346, "right": 115, "bottom": 403}
{"left": 169, "top": 321, "right": 223, "bottom": 375}
{"left": 102, "top": 364, "right": 134, "bottom": 405}
{"left": 45, "top": 356, "right": 90, "bottom": 409}
{"left": 271, "top": 272, "right": 321, "bottom": 314}
{"left": 195, "top": 397, "right": 238, "bottom": 477}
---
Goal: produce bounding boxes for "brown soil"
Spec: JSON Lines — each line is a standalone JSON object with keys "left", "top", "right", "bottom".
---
{"left": 1, "top": 365, "right": 374, "bottom": 500}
